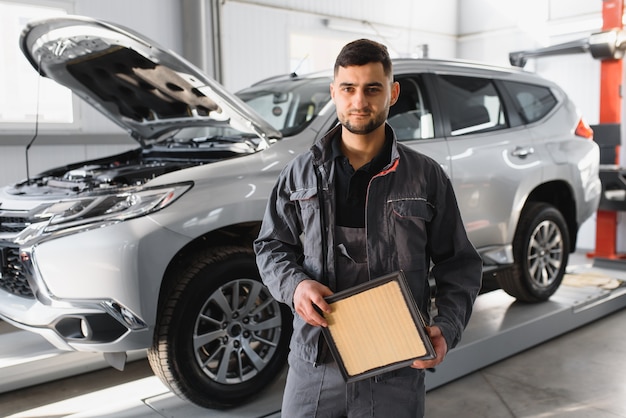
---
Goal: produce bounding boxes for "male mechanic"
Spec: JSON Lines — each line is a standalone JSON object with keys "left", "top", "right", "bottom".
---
{"left": 254, "top": 38, "right": 482, "bottom": 417}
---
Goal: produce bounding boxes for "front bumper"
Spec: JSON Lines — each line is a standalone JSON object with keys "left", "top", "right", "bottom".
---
{"left": 0, "top": 293, "right": 151, "bottom": 352}
{"left": 0, "top": 215, "right": 190, "bottom": 353}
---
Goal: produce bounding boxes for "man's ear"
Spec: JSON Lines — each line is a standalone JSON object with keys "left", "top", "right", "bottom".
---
{"left": 390, "top": 81, "right": 400, "bottom": 106}
{"left": 330, "top": 82, "right": 335, "bottom": 101}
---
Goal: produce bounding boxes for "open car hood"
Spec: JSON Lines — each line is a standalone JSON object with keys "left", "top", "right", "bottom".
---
{"left": 20, "top": 15, "right": 282, "bottom": 144}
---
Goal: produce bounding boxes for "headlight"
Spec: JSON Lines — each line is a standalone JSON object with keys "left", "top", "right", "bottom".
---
{"left": 39, "top": 182, "right": 192, "bottom": 233}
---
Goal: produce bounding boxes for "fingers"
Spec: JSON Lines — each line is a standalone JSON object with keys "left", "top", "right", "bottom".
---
{"left": 411, "top": 325, "right": 448, "bottom": 370}
{"left": 310, "top": 292, "right": 332, "bottom": 314}
{"left": 302, "top": 302, "right": 328, "bottom": 327}
{"left": 293, "top": 279, "right": 333, "bottom": 327}
{"left": 411, "top": 353, "right": 443, "bottom": 369}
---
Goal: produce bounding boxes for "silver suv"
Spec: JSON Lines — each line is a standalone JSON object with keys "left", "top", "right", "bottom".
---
{"left": 0, "top": 16, "right": 601, "bottom": 408}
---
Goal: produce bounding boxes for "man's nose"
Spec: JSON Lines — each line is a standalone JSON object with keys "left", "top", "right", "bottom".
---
{"left": 352, "top": 89, "right": 368, "bottom": 108}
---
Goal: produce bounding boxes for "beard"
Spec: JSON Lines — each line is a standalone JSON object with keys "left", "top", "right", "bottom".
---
{"left": 339, "top": 108, "right": 388, "bottom": 135}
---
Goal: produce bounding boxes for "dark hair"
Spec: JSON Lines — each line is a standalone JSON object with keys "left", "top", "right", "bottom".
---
{"left": 333, "top": 39, "right": 393, "bottom": 77}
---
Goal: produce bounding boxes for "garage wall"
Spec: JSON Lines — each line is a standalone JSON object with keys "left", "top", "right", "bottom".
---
{"left": 458, "top": 0, "right": 603, "bottom": 124}
{"left": 1, "top": 0, "right": 461, "bottom": 186}
{"left": 219, "top": 0, "right": 459, "bottom": 91}
{"left": 0, "top": 0, "right": 620, "bottom": 250}
{"left": 0, "top": 0, "right": 184, "bottom": 185}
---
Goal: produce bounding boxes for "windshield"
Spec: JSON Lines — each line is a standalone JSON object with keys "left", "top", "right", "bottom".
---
{"left": 158, "top": 76, "right": 332, "bottom": 144}
{"left": 237, "top": 76, "right": 332, "bottom": 136}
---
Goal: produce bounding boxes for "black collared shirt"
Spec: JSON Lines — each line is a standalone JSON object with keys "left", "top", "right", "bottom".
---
{"left": 331, "top": 130, "right": 393, "bottom": 228}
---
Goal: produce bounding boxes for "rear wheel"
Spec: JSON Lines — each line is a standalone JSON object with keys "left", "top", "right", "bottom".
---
{"left": 148, "top": 246, "right": 292, "bottom": 409}
{"left": 498, "top": 202, "right": 570, "bottom": 302}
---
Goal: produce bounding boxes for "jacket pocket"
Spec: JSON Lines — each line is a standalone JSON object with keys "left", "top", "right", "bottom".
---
{"left": 290, "top": 187, "right": 318, "bottom": 213}
{"left": 389, "top": 198, "right": 433, "bottom": 268}
{"left": 289, "top": 187, "right": 320, "bottom": 256}
{"left": 390, "top": 198, "right": 433, "bottom": 221}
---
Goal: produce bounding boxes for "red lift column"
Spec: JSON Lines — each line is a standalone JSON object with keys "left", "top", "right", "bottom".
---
{"left": 592, "top": 0, "right": 626, "bottom": 261}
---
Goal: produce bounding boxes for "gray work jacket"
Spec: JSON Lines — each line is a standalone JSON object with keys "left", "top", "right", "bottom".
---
{"left": 254, "top": 123, "right": 482, "bottom": 365}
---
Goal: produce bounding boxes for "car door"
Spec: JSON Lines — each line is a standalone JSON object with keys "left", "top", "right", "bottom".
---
{"left": 433, "top": 73, "right": 542, "bottom": 250}
{"left": 388, "top": 74, "right": 452, "bottom": 176}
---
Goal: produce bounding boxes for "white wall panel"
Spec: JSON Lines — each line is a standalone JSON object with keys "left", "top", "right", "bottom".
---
{"left": 457, "top": 0, "right": 603, "bottom": 124}
{"left": 226, "top": 0, "right": 458, "bottom": 34}
{"left": 221, "top": 2, "right": 291, "bottom": 91}
{"left": 220, "top": 0, "right": 459, "bottom": 91}
{"left": 0, "top": 143, "right": 135, "bottom": 184}
{"left": 75, "top": 0, "right": 183, "bottom": 53}
{"left": 459, "top": 0, "right": 550, "bottom": 35}
{"left": 549, "top": 0, "right": 600, "bottom": 20}
{"left": 0, "top": 146, "right": 28, "bottom": 185}
{"left": 457, "top": 0, "right": 602, "bottom": 64}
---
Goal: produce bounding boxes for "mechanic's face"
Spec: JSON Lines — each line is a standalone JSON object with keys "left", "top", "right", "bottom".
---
{"left": 331, "top": 62, "right": 399, "bottom": 135}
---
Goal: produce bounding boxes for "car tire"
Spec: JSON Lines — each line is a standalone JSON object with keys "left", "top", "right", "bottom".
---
{"left": 147, "top": 246, "right": 292, "bottom": 409}
{"left": 498, "top": 202, "right": 570, "bottom": 303}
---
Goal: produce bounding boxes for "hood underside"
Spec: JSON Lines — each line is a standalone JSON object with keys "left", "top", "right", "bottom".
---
{"left": 20, "top": 15, "right": 282, "bottom": 144}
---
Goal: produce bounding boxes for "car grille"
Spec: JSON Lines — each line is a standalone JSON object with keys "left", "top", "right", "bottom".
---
{"left": 0, "top": 247, "right": 34, "bottom": 298}
{"left": 0, "top": 215, "right": 31, "bottom": 234}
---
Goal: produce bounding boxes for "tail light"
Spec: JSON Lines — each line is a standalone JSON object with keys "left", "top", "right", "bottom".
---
{"left": 575, "top": 117, "right": 594, "bottom": 140}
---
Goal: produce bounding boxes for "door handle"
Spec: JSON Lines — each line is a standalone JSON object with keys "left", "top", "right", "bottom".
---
{"left": 511, "top": 146, "right": 534, "bottom": 158}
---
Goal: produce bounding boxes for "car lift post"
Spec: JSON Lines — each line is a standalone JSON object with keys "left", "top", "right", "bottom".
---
{"left": 592, "top": 0, "right": 626, "bottom": 264}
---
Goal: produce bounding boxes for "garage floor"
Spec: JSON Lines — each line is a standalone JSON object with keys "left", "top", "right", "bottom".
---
{"left": 1, "top": 252, "right": 625, "bottom": 418}
{"left": 426, "top": 304, "right": 626, "bottom": 417}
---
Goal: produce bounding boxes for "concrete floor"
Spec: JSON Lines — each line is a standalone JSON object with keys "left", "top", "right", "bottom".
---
{"left": 425, "top": 307, "right": 626, "bottom": 417}
{"left": 1, "top": 252, "right": 625, "bottom": 417}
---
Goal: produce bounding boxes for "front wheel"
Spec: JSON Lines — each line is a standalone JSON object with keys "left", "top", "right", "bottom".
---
{"left": 498, "top": 202, "right": 570, "bottom": 302}
{"left": 148, "top": 246, "right": 292, "bottom": 409}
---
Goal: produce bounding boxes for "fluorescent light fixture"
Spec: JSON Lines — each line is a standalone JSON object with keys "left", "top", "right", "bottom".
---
{"left": 323, "top": 18, "right": 400, "bottom": 39}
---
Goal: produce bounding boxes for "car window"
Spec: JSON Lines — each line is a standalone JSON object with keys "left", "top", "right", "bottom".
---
{"left": 438, "top": 75, "right": 507, "bottom": 136}
{"left": 237, "top": 78, "right": 332, "bottom": 136}
{"left": 502, "top": 80, "right": 557, "bottom": 124}
{"left": 388, "top": 76, "right": 434, "bottom": 141}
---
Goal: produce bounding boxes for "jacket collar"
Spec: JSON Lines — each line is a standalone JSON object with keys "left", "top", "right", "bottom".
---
{"left": 311, "top": 123, "right": 400, "bottom": 170}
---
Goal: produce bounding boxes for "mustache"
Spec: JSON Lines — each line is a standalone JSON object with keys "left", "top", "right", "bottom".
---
{"left": 347, "top": 107, "right": 372, "bottom": 114}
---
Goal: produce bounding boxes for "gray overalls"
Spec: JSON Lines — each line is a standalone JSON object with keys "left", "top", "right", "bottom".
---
{"left": 281, "top": 226, "right": 425, "bottom": 417}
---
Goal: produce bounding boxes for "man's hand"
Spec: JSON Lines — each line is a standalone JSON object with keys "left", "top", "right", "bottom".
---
{"left": 411, "top": 325, "right": 448, "bottom": 369}
{"left": 293, "top": 279, "right": 333, "bottom": 327}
